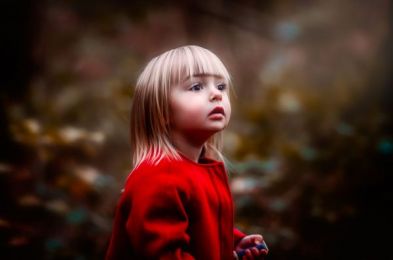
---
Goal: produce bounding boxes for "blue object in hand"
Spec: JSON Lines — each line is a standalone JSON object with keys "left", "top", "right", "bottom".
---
{"left": 236, "top": 241, "right": 268, "bottom": 259}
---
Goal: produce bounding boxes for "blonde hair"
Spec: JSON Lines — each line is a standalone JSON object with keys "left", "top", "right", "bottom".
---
{"left": 130, "top": 45, "right": 232, "bottom": 168}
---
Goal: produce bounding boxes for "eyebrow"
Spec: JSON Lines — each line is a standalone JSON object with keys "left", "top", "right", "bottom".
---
{"left": 184, "top": 73, "right": 224, "bottom": 80}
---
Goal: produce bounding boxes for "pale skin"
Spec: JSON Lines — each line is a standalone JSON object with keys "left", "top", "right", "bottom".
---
{"left": 169, "top": 73, "right": 231, "bottom": 162}
{"left": 169, "top": 73, "right": 268, "bottom": 259}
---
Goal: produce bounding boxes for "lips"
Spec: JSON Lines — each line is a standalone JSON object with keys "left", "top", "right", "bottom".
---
{"left": 208, "top": 106, "right": 225, "bottom": 116}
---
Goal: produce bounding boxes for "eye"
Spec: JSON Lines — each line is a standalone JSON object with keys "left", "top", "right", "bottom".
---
{"left": 190, "top": 83, "right": 203, "bottom": 91}
{"left": 217, "top": 83, "right": 227, "bottom": 91}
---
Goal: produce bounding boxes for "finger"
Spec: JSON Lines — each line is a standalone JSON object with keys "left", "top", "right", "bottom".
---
{"left": 251, "top": 247, "right": 260, "bottom": 256}
{"left": 260, "top": 249, "right": 268, "bottom": 256}
{"left": 253, "top": 235, "right": 263, "bottom": 244}
{"left": 246, "top": 249, "right": 252, "bottom": 258}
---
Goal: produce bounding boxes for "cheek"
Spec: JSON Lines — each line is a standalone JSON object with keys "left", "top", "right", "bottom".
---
{"left": 183, "top": 99, "right": 203, "bottom": 112}
{"left": 170, "top": 98, "right": 204, "bottom": 124}
{"left": 224, "top": 98, "right": 232, "bottom": 122}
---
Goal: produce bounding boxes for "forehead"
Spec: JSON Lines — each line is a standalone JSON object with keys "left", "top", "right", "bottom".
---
{"left": 166, "top": 47, "right": 231, "bottom": 86}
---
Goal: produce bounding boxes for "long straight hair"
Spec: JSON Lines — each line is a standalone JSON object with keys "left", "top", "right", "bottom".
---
{"left": 130, "top": 45, "right": 232, "bottom": 169}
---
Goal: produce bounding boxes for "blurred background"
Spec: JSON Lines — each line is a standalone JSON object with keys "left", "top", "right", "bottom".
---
{"left": 1, "top": 0, "right": 392, "bottom": 259}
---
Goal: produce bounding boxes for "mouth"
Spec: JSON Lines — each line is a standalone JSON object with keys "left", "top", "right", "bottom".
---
{"left": 208, "top": 106, "right": 225, "bottom": 116}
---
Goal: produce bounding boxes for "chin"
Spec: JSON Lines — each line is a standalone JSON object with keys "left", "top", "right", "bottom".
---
{"left": 207, "top": 125, "right": 226, "bottom": 133}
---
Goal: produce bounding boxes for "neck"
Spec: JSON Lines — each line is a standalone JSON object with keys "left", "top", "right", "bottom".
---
{"left": 170, "top": 131, "right": 207, "bottom": 163}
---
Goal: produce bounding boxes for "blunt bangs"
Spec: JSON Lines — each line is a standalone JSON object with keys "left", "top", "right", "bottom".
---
{"left": 136, "top": 45, "right": 231, "bottom": 95}
{"left": 164, "top": 45, "right": 231, "bottom": 88}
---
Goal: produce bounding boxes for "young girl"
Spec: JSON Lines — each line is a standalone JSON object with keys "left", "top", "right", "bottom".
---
{"left": 106, "top": 45, "right": 268, "bottom": 259}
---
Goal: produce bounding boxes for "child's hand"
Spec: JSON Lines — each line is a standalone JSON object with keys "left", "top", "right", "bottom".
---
{"left": 234, "top": 234, "right": 268, "bottom": 260}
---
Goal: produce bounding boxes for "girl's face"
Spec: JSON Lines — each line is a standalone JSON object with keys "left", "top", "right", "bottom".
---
{"left": 169, "top": 74, "right": 231, "bottom": 143}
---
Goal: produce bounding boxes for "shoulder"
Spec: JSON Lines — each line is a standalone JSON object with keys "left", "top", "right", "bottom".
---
{"left": 130, "top": 156, "right": 192, "bottom": 178}
{"left": 123, "top": 156, "right": 193, "bottom": 195}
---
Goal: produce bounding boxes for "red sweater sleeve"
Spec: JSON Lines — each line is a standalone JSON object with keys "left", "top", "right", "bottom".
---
{"left": 125, "top": 170, "right": 195, "bottom": 259}
{"left": 233, "top": 228, "right": 246, "bottom": 247}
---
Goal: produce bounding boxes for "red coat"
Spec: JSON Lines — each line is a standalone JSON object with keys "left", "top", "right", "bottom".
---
{"left": 106, "top": 154, "right": 246, "bottom": 259}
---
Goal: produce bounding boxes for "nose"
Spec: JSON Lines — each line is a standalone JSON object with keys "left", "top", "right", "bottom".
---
{"left": 210, "top": 86, "right": 222, "bottom": 102}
